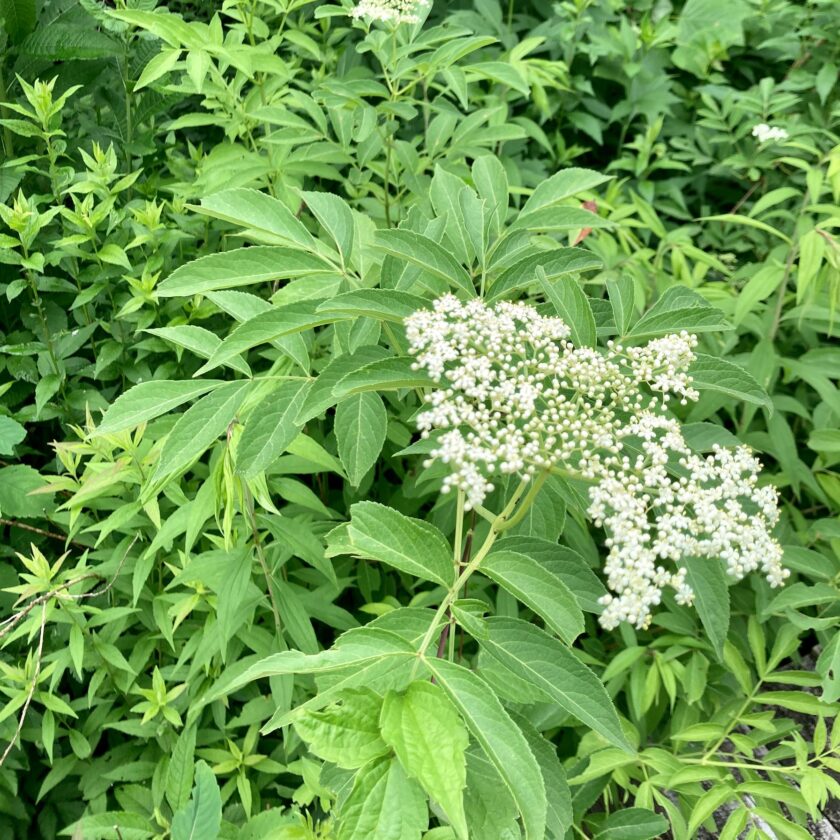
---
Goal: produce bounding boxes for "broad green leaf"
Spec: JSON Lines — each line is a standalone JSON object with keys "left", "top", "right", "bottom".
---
{"left": 155, "top": 381, "right": 251, "bottom": 481}
{"left": 472, "top": 155, "right": 508, "bottom": 240}
{"left": 158, "top": 247, "right": 333, "bottom": 296}
{"left": 425, "top": 657, "right": 546, "bottom": 840}
{"left": 170, "top": 761, "right": 222, "bottom": 840}
{"left": 701, "top": 213, "right": 792, "bottom": 245}
{"left": 166, "top": 725, "right": 197, "bottom": 812}
{"left": 487, "top": 248, "right": 602, "bottom": 303}
{"left": 195, "top": 188, "right": 317, "bottom": 251}
{"left": 342, "top": 502, "right": 453, "bottom": 587}
{"left": 538, "top": 267, "right": 596, "bottom": 348}
{"left": 134, "top": 47, "right": 181, "bottom": 90}
{"left": 478, "top": 618, "right": 631, "bottom": 751}
{"left": 337, "top": 757, "right": 428, "bottom": 840}
{"left": 626, "top": 287, "right": 730, "bottom": 340}
{"left": 0, "top": 415, "right": 25, "bottom": 454}
{"left": 95, "top": 379, "right": 225, "bottom": 436}
{"left": 689, "top": 354, "right": 772, "bottom": 410}
{"left": 317, "top": 289, "right": 428, "bottom": 323}
{"left": 195, "top": 301, "right": 341, "bottom": 375}
{"left": 215, "top": 548, "right": 253, "bottom": 658}
{"left": 333, "top": 357, "right": 433, "bottom": 397}
{"left": 431, "top": 165, "right": 473, "bottom": 265}
{"left": 375, "top": 229, "right": 474, "bottom": 297}
{"left": 236, "top": 380, "right": 311, "bottom": 476}
{"left": 463, "top": 749, "right": 519, "bottom": 839}
{"left": 521, "top": 168, "right": 611, "bottom": 215}
{"left": 335, "top": 392, "right": 387, "bottom": 487}
{"left": 294, "top": 688, "right": 389, "bottom": 769}
{"left": 480, "top": 549, "right": 584, "bottom": 643}
{"left": 380, "top": 681, "right": 469, "bottom": 840}
{"left": 682, "top": 556, "right": 729, "bottom": 660}
{"left": 595, "top": 807, "right": 669, "bottom": 840}
{"left": 299, "top": 190, "right": 355, "bottom": 262}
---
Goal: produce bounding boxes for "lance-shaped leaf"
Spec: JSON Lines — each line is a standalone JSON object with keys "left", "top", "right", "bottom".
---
{"left": 195, "top": 300, "right": 343, "bottom": 375}
{"left": 158, "top": 247, "right": 335, "bottom": 296}
{"left": 538, "top": 267, "right": 596, "bottom": 348}
{"left": 375, "top": 229, "right": 474, "bottom": 297}
{"left": 480, "top": 549, "right": 584, "bottom": 643}
{"left": 95, "top": 379, "right": 225, "bottom": 436}
{"left": 488, "top": 248, "right": 602, "bottom": 303}
{"left": 317, "top": 289, "right": 429, "bottom": 323}
{"left": 425, "top": 657, "right": 546, "bottom": 840}
{"left": 154, "top": 381, "right": 251, "bottom": 481}
{"left": 689, "top": 354, "right": 772, "bottom": 411}
{"left": 335, "top": 392, "right": 388, "bottom": 487}
{"left": 478, "top": 618, "right": 632, "bottom": 751}
{"left": 236, "top": 380, "right": 311, "bottom": 476}
{"left": 627, "top": 287, "right": 730, "bottom": 340}
{"left": 380, "top": 682, "right": 469, "bottom": 839}
{"left": 682, "top": 556, "right": 730, "bottom": 661}
{"left": 333, "top": 357, "right": 433, "bottom": 397}
{"left": 520, "top": 168, "right": 612, "bottom": 215}
{"left": 340, "top": 502, "right": 453, "bottom": 587}
{"left": 170, "top": 761, "right": 222, "bottom": 840}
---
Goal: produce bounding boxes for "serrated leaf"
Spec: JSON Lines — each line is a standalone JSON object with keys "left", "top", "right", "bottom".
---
{"left": 682, "top": 556, "right": 729, "bottom": 660}
{"left": 480, "top": 549, "right": 584, "bottom": 643}
{"left": 689, "top": 354, "right": 772, "bottom": 410}
{"left": 341, "top": 502, "right": 453, "bottom": 587}
{"left": 95, "top": 379, "right": 225, "bottom": 436}
{"left": 425, "top": 657, "right": 546, "bottom": 840}
{"left": 627, "top": 287, "right": 730, "bottom": 339}
{"left": 374, "top": 229, "right": 474, "bottom": 298}
{"left": 380, "top": 681, "right": 469, "bottom": 840}
{"left": 236, "top": 380, "right": 311, "bottom": 476}
{"left": 155, "top": 381, "right": 250, "bottom": 481}
{"left": 166, "top": 725, "right": 197, "bottom": 812}
{"left": 0, "top": 415, "right": 25, "bottom": 454}
{"left": 335, "top": 392, "right": 387, "bottom": 487}
{"left": 317, "top": 289, "right": 428, "bottom": 323}
{"left": 521, "top": 168, "right": 611, "bottom": 215}
{"left": 158, "top": 247, "right": 334, "bottom": 296}
{"left": 333, "top": 357, "right": 433, "bottom": 397}
{"left": 294, "top": 688, "right": 389, "bottom": 769}
{"left": 478, "top": 618, "right": 631, "bottom": 751}
{"left": 338, "top": 757, "right": 428, "bottom": 840}
{"left": 538, "top": 268, "right": 596, "bottom": 348}
{"left": 1, "top": 0, "right": 36, "bottom": 43}
{"left": 595, "top": 807, "right": 669, "bottom": 839}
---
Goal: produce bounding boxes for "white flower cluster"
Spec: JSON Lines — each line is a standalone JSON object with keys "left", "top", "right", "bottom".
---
{"left": 406, "top": 295, "right": 788, "bottom": 630}
{"left": 350, "top": 0, "right": 429, "bottom": 24}
{"left": 752, "top": 123, "right": 789, "bottom": 143}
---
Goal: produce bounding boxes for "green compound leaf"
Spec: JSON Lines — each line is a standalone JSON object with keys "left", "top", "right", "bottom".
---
{"left": 380, "top": 681, "right": 469, "bottom": 840}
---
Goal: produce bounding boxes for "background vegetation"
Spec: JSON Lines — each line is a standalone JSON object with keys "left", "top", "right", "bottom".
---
{"left": 1, "top": 0, "right": 839, "bottom": 837}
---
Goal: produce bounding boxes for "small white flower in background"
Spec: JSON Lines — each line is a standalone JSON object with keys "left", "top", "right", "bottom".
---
{"left": 752, "top": 123, "right": 789, "bottom": 143}
{"left": 406, "top": 294, "right": 788, "bottom": 631}
{"left": 350, "top": 0, "right": 430, "bottom": 24}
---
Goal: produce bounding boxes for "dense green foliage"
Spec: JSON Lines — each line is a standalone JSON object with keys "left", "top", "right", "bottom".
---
{"left": 1, "top": 0, "right": 840, "bottom": 837}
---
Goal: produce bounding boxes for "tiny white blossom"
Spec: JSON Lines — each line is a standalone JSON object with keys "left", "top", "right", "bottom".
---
{"left": 406, "top": 295, "right": 788, "bottom": 631}
{"left": 350, "top": 0, "right": 429, "bottom": 24}
{"left": 752, "top": 123, "right": 789, "bottom": 143}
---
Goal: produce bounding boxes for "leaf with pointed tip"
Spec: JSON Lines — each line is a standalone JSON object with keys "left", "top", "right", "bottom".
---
{"left": 333, "top": 357, "right": 432, "bottom": 397}
{"left": 335, "top": 392, "right": 387, "bottom": 487}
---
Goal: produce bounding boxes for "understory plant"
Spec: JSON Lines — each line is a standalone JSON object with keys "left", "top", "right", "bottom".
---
{"left": 1, "top": 0, "right": 839, "bottom": 838}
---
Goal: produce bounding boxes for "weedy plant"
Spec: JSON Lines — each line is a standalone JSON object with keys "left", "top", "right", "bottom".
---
{"left": 1, "top": 0, "right": 840, "bottom": 839}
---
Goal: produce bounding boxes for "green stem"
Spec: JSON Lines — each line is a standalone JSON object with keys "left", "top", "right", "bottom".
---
{"left": 0, "top": 62, "right": 14, "bottom": 158}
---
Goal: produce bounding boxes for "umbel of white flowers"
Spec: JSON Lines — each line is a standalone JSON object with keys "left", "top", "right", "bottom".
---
{"left": 406, "top": 295, "right": 788, "bottom": 631}
{"left": 350, "top": 0, "right": 430, "bottom": 24}
{"left": 752, "top": 123, "right": 789, "bottom": 143}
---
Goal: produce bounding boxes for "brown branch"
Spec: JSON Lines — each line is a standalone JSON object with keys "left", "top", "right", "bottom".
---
{"left": 0, "top": 518, "right": 90, "bottom": 550}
